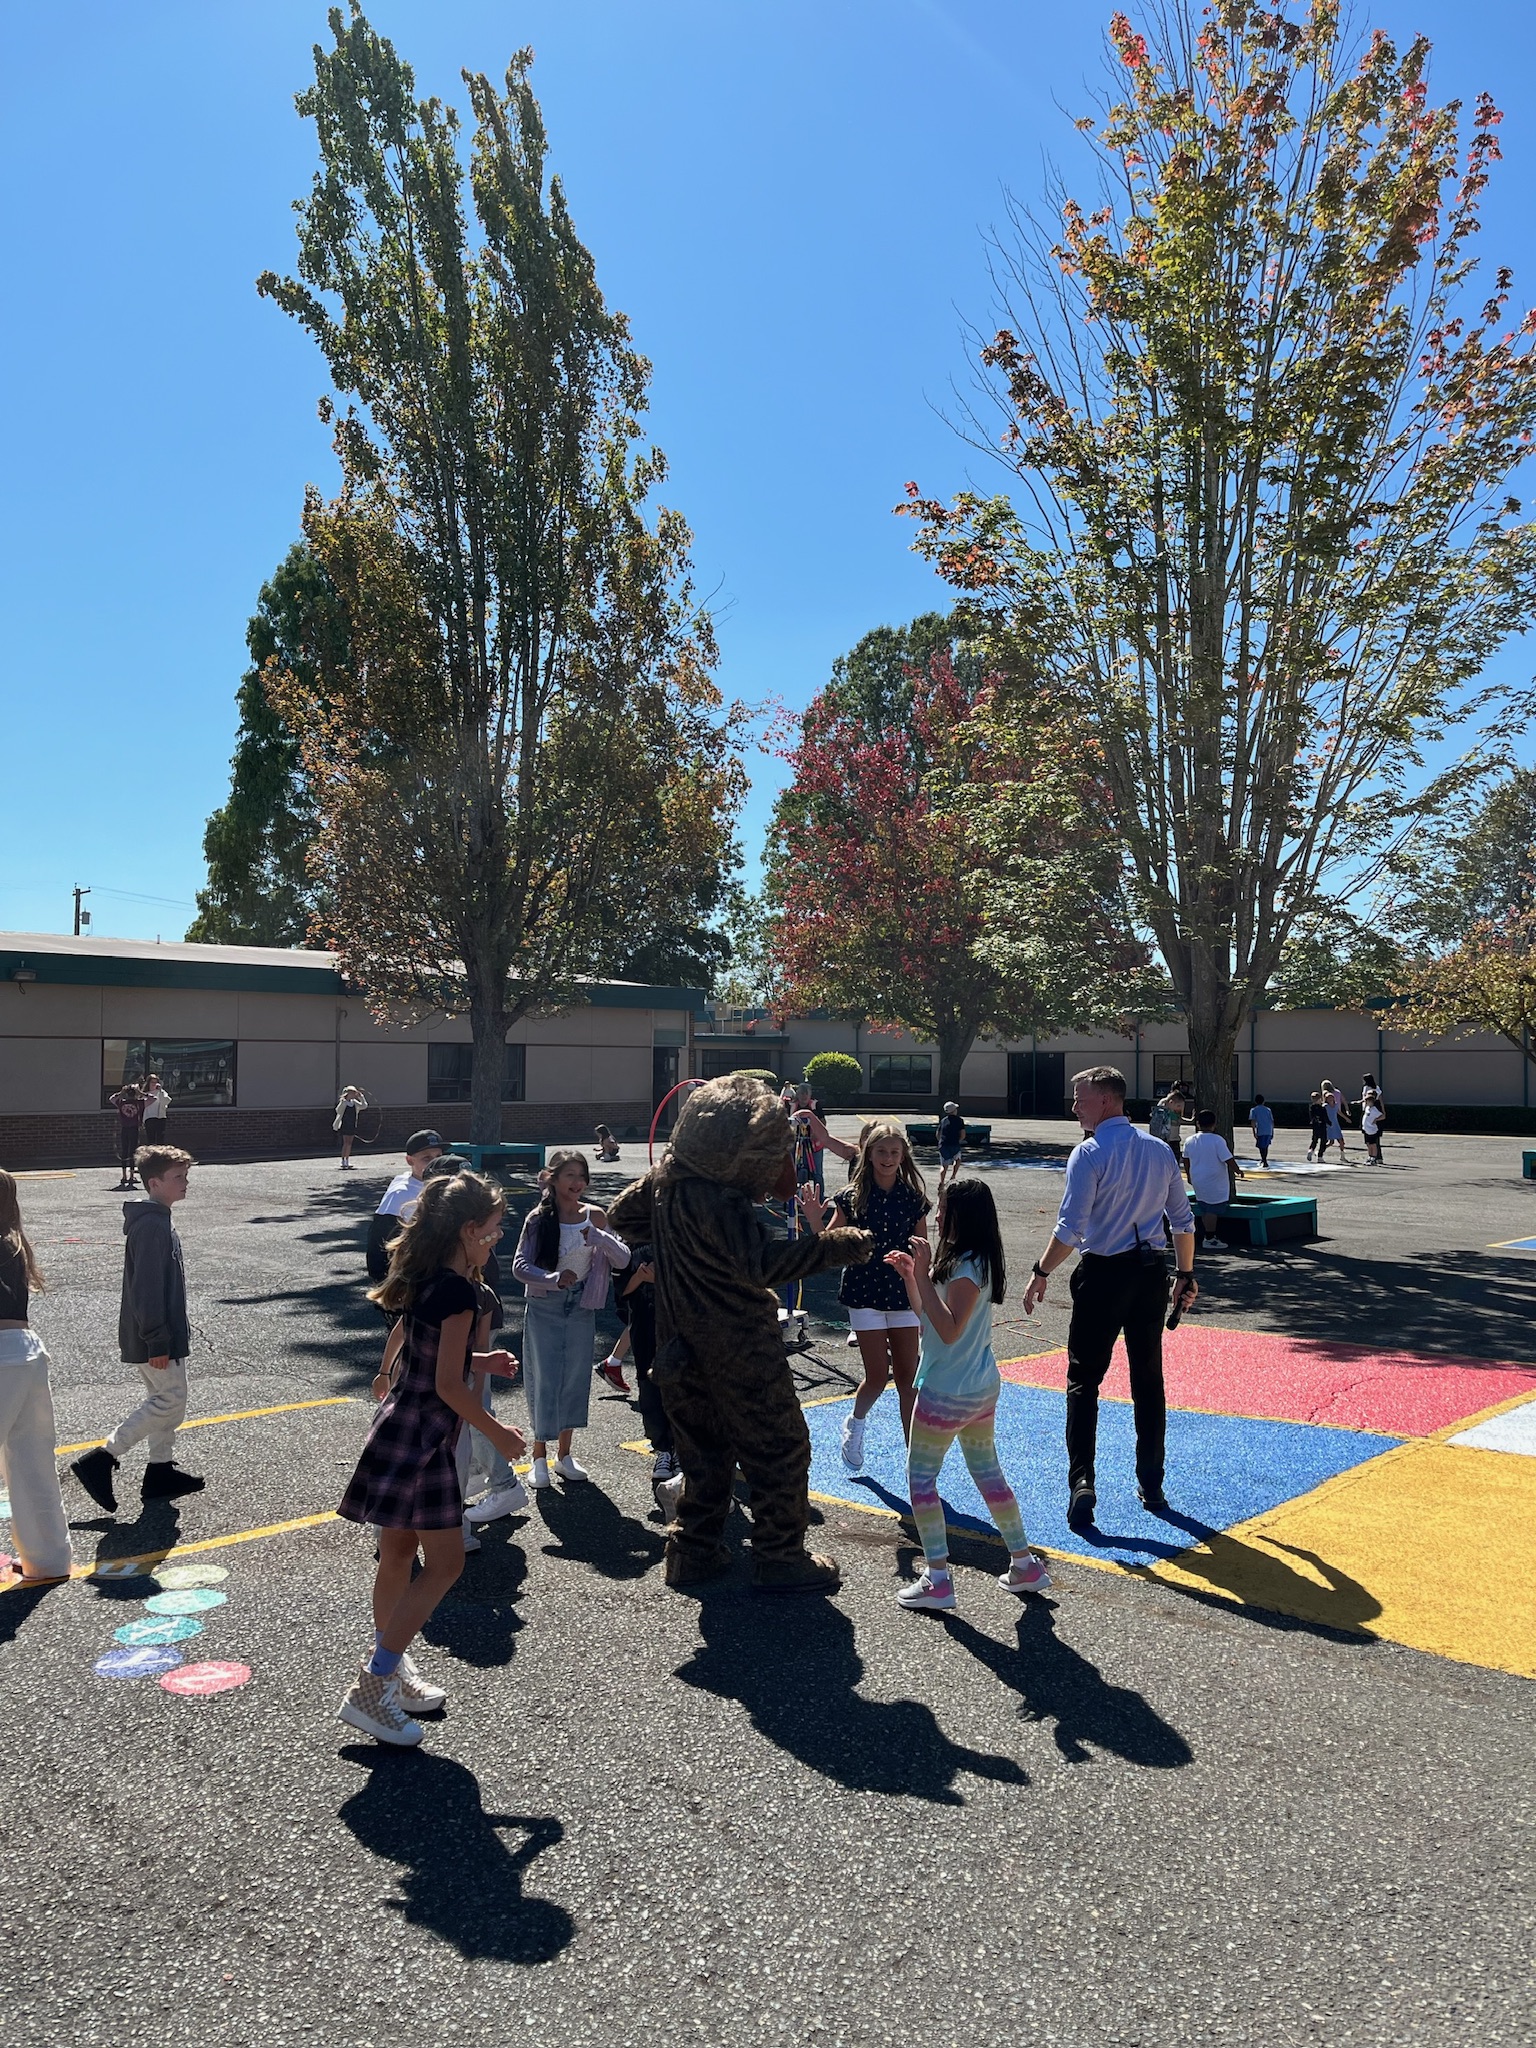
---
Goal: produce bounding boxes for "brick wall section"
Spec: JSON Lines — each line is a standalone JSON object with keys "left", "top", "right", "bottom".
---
{"left": 0, "top": 1101, "right": 653, "bottom": 1171}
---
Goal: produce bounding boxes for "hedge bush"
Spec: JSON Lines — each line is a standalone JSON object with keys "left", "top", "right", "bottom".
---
{"left": 803, "top": 1052, "right": 863, "bottom": 1105}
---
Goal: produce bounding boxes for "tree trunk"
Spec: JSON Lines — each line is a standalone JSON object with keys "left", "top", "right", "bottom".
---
{"left": 1186, "top": 1010, "right": 1240, "bottom": 1143}
{"left": 934, "top": 1018, "right": 978, "bottom": 1112}
{"left": 469, "top": 987, "right": 509, "bottom": 1147}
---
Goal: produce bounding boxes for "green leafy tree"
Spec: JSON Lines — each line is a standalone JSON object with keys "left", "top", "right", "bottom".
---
{"left": 261, "top": 9, "right": 743, "bottom": 1140}
{"left": 903, "top": 1, "right": 1536, "bottom": 1134}
{"left": 1395, "top": 768, "right": 1536, "bottom": 947}
{"left": 186, "top": 543, "right": 350, "bottom": 946}
{"left": 1267, "top": 910, "right": 1408, "bottom": 1010}
{"left": 1387, "top": 908, "right": 1536, "bottom": 1070}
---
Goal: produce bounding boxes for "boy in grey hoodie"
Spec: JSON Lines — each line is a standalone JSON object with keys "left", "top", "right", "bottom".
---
{"left": 70, "top": 1146, "right": 204, "bottom": 1512}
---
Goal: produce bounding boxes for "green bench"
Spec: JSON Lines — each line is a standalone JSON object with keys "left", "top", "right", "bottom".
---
{"left": 1217, "top": 1192, "right": 1318, "bottom": 1248}
{"left": 453, "top": 1142, "right": 546, "bottom": 1178}
{"left": 904, "top": 1122, "right": 993, "bottom": 1148}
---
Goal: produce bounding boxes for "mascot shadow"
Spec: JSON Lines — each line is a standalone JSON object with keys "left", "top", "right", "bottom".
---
{"left": 337, "top": 1748, "right": 572, "bottom": 1964}
{"left": 675, "top": 1593, "right": 1029, "bottom": 1804}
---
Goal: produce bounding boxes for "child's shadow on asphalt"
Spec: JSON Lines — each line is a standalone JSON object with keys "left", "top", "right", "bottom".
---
{"left": 534, "top": 1483, "right": 666, "bottom": 1581}
{"left": 337, "top": 1749, "right": 572, "bottom": 1963}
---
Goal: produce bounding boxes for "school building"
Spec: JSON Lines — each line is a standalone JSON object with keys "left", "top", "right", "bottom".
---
{"left": 0, "top": 933, "right": 702, "bottom": 1168}
{"left": 690, "top": 1006, "right": 1536, "bottom": 1125}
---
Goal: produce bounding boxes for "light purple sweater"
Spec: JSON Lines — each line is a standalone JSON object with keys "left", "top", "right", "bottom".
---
{"left": 512, "top": 1206, "right": 631, "bottom": 1310}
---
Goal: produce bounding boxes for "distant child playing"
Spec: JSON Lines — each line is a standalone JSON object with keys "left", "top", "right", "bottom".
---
{"left": 1306, "top": 1091, "right": 1328, "bottom": 1162}
{"left": 0, "top": 1171, "right": 72, "bottom": 1582}
{"left": 808, "top": 1120, "right": 930, "bottom": 1468}
{"left": 1247, "top": 1094, "right": 1274, "bottom": 1167}
{"left": 936, "top": 1101, "right": 965, "bottom": 1195}
{"left": 70, "top": 1145, "right": 204, "bottom": 1512}
{"left": 884, "top": 1177, "right": 1046, "bottom": 1612}
{"left": 512, "top": 1149, "right": 631, "bottom": 1488}
{"left": 338, "top": 1171, "right": 524, "bottom": 1746}
{"left": 1183, "top": 1110, "right": 1240, "bottom": 1249}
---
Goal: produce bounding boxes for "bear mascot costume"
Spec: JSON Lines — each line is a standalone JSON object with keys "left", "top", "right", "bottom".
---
{"left": 607, "top": 1072, "right": 873, "bottom": 1592}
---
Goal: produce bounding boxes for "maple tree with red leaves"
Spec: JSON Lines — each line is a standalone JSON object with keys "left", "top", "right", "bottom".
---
{"left": 762, "top": 616, "right": 1157, "bottom": 1105}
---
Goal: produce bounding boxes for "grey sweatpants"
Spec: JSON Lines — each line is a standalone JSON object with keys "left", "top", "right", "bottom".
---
{"left": 106, "top": 1357, "right": 189, "bottom": 1464}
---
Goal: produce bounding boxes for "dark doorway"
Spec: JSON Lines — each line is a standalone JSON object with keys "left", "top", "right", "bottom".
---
{"left": 652, "top": 1047, "right": 680, "bottom": 1130}
{"left": 1008, "top": 1051, "right": 1066, "bottom": 1118}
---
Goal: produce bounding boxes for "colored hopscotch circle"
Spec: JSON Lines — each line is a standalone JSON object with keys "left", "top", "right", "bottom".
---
{"left": 0, "top": 1492, "right": 11, "bottom": 1518}
{"left": 96, "top": 1645, "right": 184, "bottom": 1681}
{"left": 145, "top": 1588, "right": 227, "bottom": 1617}
{"left": 115, "top": 1615, "right": 204, "bottom": 1648}
{"left": 153, "top": 1563, "right": 229, "bottom": 1591}
{"left": 159, "top": 1661, "right": 251, "bottom": 1697}
{"left": 0, "top": 1554, "right": 20, "bottom": 1588}
{"left": 92, "top": 1559, "right": 157, "bottom": 1583}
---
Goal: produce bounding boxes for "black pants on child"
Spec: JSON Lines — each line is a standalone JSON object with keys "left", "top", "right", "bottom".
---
{"left": 631, "top": 1316, "right": 673, "bottom": 1457}
{"left": 1065, "top": 1249, "right": 1170, "bottom": 1495}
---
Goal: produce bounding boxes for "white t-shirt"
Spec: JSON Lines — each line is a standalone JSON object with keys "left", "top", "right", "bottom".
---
{"left": 376, "top": 1170, "right": 425, "bottom": 1221}
{"left": 141, "top": 1087, "right": 170, "bottom": 1120}
{"left": 1362, "top": 1102, "right": 1384, "bottom": 1135}
{"left": 1184, "top": 1131, "right": 1235, "bottom": 1205}
{"left": 558, "top": 1217, "right": 593, "bottom": 1281}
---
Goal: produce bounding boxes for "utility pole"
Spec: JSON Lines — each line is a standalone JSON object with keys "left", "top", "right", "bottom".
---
{"left": 73, "top": 886, "right": 91, "bottom": 935}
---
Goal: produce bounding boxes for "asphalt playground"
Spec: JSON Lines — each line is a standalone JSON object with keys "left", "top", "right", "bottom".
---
{"left": 2, "top": 1118, "right": 1533, "bottom": 2046}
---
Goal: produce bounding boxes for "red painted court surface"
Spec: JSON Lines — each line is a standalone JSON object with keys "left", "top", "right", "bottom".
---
{"left": 1000, "top": 1324, "right": 1536, "bottom": 1437}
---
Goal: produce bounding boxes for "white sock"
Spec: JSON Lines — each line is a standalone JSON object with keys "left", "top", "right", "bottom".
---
{"left": 927, "top": 1562, "right": 951, "bottom": 1584}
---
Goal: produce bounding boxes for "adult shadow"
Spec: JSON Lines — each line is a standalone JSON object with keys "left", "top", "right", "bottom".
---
{"left": 1151, "top": 1530, "right": 1384, "bottom": 1642}
{"left": 535, "top": 1485, "right": 666, "bottom": 1582}
{"left": 69, "top": 1503, "right": 183, "bottom": 1597}
{"left": 0, "top": 1580, "right": 64, "bottom": 1647}
{"left": 336, "top": 1748, "right": 572, "bottom": 1963}
{"left": 943, "top": 1603, "right": 1194, "bottom": 1768}
{"left": 418, "top": 1528, "right": 529, "bottom": 1669}
{"left": 675, "top": 1593, "right": 1027, "bottom": 1804}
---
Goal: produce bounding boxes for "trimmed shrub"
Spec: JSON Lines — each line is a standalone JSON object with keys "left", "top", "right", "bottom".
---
{"left": 804, "top": 1052, "right": 863, "bottom": 1105}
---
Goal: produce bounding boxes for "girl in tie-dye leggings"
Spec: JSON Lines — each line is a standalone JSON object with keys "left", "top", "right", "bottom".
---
{"left": 884, "top": 1178, "right": 1048, "bottom": 1612}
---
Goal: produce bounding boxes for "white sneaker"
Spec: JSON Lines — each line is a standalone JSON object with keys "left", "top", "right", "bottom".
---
{"left": 461, "top": 1519, "right": 481, "bottom": 1553}
{"left": 840, "top": 1415, "right": 866, "bottom": 1471}
{"left": 395, "top": 1650, "right": 447, "bottom": 1713}
{"left": 465, "top": 1481, "right": 529, "bottom": 1524}
{"left": 897, "top": 1571, "right": 956, "bottom": 1611}
{"left": 999, "top": 1554, "right": 1051, "bottom": 1596}
{"left": 554, "top": 1453, "right": 589, "bottom": 1483}
{"left": 336, "top": 1665, "right": 424, "bottom": 1746}
{"left": 654, "top": 1472, "right": 685, "bottom": 1521}
{"left": 529, "top": 1457, "right": 552, "bottom": 1490}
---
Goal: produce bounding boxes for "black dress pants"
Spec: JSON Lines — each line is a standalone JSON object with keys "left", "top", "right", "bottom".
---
{"left": 1065, "top": 1250, "right": 1170, "bottom": 1493}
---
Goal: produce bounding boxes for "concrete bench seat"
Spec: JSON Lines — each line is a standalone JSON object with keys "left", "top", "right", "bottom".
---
{"left": 1218, "top": 1192, "right": 1318, "bottom": 1248}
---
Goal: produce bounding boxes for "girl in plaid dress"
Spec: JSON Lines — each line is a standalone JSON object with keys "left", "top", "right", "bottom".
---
{"left": 337, "top": 1172, "right": 525, "bottom": 1747}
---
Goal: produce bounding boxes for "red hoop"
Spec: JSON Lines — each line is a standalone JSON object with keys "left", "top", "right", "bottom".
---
{"left": 649, "top": 1078, "right": 706, "bottom": 1162}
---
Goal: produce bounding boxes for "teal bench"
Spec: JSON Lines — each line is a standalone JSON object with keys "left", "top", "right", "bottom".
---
{"left": 904, "top": 1122, "right": 993, "bottom": 1148}
{"left": 454, "top": 1142, "right": 546, "bottom": 1178}
{"left": 1218, "top": 1192, "right": 1318, "bottom": 1248}
{"left": 1523, "top": 1152, "right": 1536, "bottom": 1180}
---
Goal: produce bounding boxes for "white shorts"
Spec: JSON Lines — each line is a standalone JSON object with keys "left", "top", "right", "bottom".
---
{"left": 847, "top": 1307, "right": 921, "bottom": 1333}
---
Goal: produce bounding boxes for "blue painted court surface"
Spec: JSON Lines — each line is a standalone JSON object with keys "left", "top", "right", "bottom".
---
{"left": 1489, "top": 1235, "right": 1536, "bottom": 1252}
{"left": 805, "top": 1381, "right": 1402, "bottom": 1565}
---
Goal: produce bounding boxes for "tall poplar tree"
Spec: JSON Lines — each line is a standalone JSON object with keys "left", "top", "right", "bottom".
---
{"left": 260, "top": 7, "right": 742, "bottom": 1139}
{"left": 905, "top": 1, "right": 1536, "bottom": 1131}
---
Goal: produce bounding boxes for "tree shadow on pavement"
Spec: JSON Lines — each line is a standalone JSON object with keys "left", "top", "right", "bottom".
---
{"left": 534, "top": 1484, "right": 666, "bottom": 1581}
{"left": 675, "top": 1593, "right": 1028, "bottom": 1803}
{"left": 337, "top": 1749, "right": 572, "bottom": 1962}
{"left": 942, "top": 1602, "right": 1194, "bottom": 1768}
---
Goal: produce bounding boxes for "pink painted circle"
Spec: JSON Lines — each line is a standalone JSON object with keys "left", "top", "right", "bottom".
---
{"left": 158, "top": 1661, "right": 251, "bottom": 1697}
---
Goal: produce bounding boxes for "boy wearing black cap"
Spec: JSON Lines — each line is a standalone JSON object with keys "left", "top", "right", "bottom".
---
{"left": 365, "top": 1130, "right": 446, "bottom": 1282}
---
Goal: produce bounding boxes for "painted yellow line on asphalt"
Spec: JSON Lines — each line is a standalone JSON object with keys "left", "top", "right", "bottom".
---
{"left": 0, "top": 1510, "right": 344, "bottom": 1593}
{"left": 12, "top": 1170, "right": 77, "bottom": 1180}
{"left": 56, "top": 1395, "right": 360, "bottom": 1458}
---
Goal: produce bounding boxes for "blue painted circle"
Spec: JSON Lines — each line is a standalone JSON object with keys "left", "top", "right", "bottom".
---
{"left": 144, "top": 1588, "right": 226, "bottom": 1616}
{"left": 95, "top": 1645, "right": 184, "bottom": 1680}
{"left": 114, "top": 1615, "right": 204, "bottom": 1647}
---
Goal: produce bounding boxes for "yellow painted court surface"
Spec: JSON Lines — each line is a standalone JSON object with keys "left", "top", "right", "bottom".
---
{"left": 1148, "top": 1429, "right": 1536, "bottom": 1679}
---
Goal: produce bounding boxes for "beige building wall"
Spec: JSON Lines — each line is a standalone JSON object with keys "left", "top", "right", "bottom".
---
{"left": 0, "top": 1037, "right": 103, "bottom": 1115}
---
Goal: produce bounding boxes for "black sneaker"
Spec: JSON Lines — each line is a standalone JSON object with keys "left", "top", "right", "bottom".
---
{"left": 1066, "top": 1484, "right": 1097, "bottom": 1533}
{"left": 1137, "top": 1483, "right": 1170, "bottom": 1515}
{"left": 141, "top": 1463, "right": 205, "bottom": 1500}
{"left": 70, "top": 1447, "right": 120, "bottom": 1513}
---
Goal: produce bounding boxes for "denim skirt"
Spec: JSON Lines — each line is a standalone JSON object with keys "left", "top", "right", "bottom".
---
{"left": 522, "top": 1290, "right": 597, "bottom": 1438}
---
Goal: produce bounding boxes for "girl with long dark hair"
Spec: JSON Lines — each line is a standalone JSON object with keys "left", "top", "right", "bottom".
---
{"left": 885, "top": 1176, "right": 1045, "bottom": 1612}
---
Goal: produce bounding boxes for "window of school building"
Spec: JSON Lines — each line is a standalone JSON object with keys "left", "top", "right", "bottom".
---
{"left": 101, "top": 1039, "right": 237, "bottom": 1109}
{"left": 426, "top": 1042, "right": 526, "bottom": 1103}
{"left": 868, "top": 1053, "right": 932, "bottom": 1095}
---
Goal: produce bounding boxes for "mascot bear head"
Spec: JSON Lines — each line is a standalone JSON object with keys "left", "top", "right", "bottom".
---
{"left": 665, "top": 1073, "right": 798, "bottom": 1201}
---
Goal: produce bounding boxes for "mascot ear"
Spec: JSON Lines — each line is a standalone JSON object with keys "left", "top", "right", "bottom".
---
{"left": 771, "top": 1152, "right": 797, "bottom": 1201}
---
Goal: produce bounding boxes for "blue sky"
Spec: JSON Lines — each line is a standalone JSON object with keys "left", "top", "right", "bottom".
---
{"left": 2, "top": 1, "right": 1532, "bottom": 943}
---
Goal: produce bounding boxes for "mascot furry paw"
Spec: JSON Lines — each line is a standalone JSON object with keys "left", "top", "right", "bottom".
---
{"left": 607, "top": 1073, "right": 873, "bottom": 1592}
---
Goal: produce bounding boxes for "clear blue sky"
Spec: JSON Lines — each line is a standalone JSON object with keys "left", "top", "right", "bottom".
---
{"left": 2, "top": 1, "right": 1532, "bottom": 942}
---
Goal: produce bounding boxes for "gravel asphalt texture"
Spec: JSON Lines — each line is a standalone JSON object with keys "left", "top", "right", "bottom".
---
{"left": 2, "top": 1121, "right": 1533, "bottom": 2047}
